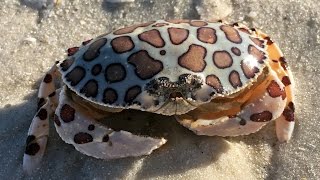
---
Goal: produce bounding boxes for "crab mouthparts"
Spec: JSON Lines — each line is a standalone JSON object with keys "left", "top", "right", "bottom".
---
{"left": 169, "top": 91, "right": 183, "bottom": 99}
{"left": 150, "top": 91, "right": 198, "bottom": 116}
{"left": 146, "top": 74, "right": 203, "bottom": 100}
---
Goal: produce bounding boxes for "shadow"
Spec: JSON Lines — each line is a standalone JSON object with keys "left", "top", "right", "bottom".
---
{"left": 0, "top": 77, "right": 231, "bottom": 179}
{"left": 263, "top": 71, "right": 313, "bottom": 178}
{"left": 18, "top": 0, "right": 56, "bottom": 23}
{"left": 135, "top": 122, "right": 230, "bottom": 179}
{"left": 19, "top": 0, "right": 54, "bottom": 10}
{"left": 265, "top": 110, "right": 303, "bottom": 180}
{"left": 184, "top": 0, "right": 201, "bottom": 20}
{"left": 225, "top": 118, "right": 302, "bottom": 180}
{"left": 99, "top": 110, "right": 231, "bottom": 179}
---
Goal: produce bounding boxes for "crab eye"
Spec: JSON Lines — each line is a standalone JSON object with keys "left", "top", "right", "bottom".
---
{"left": 178, "top": 74, "right": 189, "bottom": 81}
{"left": 158, "top": 77, "right": 170, "bottom": 82}
{"left": 190, "top": 78, "right": 196, "bottom": 85}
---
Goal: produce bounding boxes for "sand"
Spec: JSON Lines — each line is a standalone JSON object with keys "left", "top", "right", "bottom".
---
{"left": 0, "top": 0, "right": 319, "bottom": 179}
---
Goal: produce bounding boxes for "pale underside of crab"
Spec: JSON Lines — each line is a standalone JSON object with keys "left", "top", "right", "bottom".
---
{"left": 23, "top": 20, "right": 295, "bottom": 174}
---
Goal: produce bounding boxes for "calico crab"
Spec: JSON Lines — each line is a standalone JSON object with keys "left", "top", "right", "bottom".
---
{"left": 23, "top": 20, "right": 295, "bottom": 173}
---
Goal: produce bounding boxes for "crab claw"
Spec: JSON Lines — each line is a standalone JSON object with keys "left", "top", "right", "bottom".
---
{"left": 54, "top": 87, "right": 167, "bottom": 159}
{"left": 176, "top": 70, "right": 288, "bottom": 139}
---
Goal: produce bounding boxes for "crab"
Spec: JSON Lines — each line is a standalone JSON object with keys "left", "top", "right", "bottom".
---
{"left": 23, "top": 20, "right": 295, "bottom": 174}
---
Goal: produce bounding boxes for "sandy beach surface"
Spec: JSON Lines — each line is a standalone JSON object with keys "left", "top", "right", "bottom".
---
{"left": 0, "top": 0, "right": 319, "bottom": 179}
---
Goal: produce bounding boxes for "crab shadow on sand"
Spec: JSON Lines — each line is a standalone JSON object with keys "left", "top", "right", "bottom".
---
{"left": 227, "top": 118, "right": 301, "bottom": 180}
{"left": 0, "top": 77, "right": 231, "bottom": 179}
{"left": 18, "top": 0, "right": 56, "bottom": 23}
{"left": 265, "top": 118, "right": 302, "bottom": 180}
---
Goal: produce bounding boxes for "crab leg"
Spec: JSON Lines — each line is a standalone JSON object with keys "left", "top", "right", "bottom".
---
{"left": 274, "top": 69, "right": 295, "bottom": 142}
{"left": 257, "top": 30, "right": 295, "bottom": 142}
{"left": 54, "top": 86, "right": 167, "bottom": 159}
{"left": 23, "top": 101, "right": 51, "bottom": 174}
{"left": 176, "top": 69, "right": 288, "bottom": 138}
{"left": 37, "top": 64, "right": 58, "bottom": 109}
{"left": 23, "top": 64, "right": 60, "bottom": 174}
{"left": 235, "top": 25, "right": 295, "bottom": 141}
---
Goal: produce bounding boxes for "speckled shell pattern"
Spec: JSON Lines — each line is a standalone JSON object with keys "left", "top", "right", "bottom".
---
{"left": 58, "top": 20, "right": 267, "bottom": 114}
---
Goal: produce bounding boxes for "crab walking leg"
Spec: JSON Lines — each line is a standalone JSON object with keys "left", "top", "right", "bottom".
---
{"left": 176, "top": 70, "right": 287, "bottom": 137}
{"left": 23, "top": 100, "right": 53, "bottom": 174}
{"left": 23, "top": 64, "right": 60, "bottom": 174}
{"left": 37, "top": 63, "right": 59, "bottom": 109}
{"left": 257, "top": 30, "right": 296, "bottom": 142}
{"left": 23, "top": 88, "right": 60, "bottom": 174}
{"left": 274, "top": 69, "right": 295, "bottom": 142}
{"left": 54, "top": 87, "right": 167, "bottom": 159}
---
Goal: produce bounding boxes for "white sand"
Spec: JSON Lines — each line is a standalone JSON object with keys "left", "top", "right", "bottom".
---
{"left": 0, "top": 0, "right": 319, "bottom": 179}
